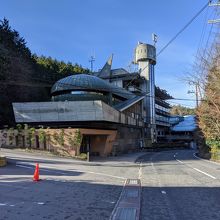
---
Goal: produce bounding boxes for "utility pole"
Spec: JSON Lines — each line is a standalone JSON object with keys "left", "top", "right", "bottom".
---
{"left": 188, "top": 82, "right": 199, "bottom": 108}
{"left": 89, "top": 55, "right": 95, "bottom": 72}
{"left": 152, "top": 33, "right": 158, "bottom": 47}
{"left": 195, "top": 83, "right": 199, "bottom": 108}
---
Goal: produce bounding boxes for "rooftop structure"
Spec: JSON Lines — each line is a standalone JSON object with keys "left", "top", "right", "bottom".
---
{"left": 171, "top": 115, "right": 197, "bottom": 132}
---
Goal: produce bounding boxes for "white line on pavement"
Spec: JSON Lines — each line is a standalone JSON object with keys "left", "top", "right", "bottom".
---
{"left": 16, "top": 164, "right": 34, "bottom": 169}
{"left": 16, "top": 162, "right": 126, "bottom": 180}
{"left": 40, "top": 168, "right": 67, "bottom": 175}
{"left": 16, "top": 163, "right": 70, "bottom": 175}
{"left": 193, "top": 167, "right": 216, "bottom": 179}
{"left": 37, "top": 202, "right": 45, "bottom": 205}
{"left": 138, "top": 162, "right": 142, "bottom": 179}
{"left": 0, "top": 183, "right": 29, "bottom": 189}
{"left": 71, "top": 169, "right": 126, "bottom": 180}
{"left": 173, "top": 155, "right": 217, "bottom": 180}
{"left": 193, "top": 152, "right": 220, "bottom": 166}
{"left": 176, "top": 159, "right": 183, "bottom": 164}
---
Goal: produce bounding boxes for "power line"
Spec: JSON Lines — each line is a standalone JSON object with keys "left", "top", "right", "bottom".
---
{"left": 2, "top": 3, "right": 211, "bottom": 108}
{"left": 167, "top": 100, "right": 196, "bottom": 108}
{"left": 195, "top": 5, "right": 210, "bottom": 59}
{"left": 124, "top": 2, "right": 211, "bottom": 91}
{"left": 52, "top": 80, "right": 206, "bottom": 104}
{"left": 157, "top": 1, "right": 211, "bottom": 57}
{"left": 23, "top": 2, "right": 211, "bottom": 99}
{"left": 167, "top": 97, "right": 205, "bottom": 101}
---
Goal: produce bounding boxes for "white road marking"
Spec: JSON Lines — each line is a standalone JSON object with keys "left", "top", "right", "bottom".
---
{"left": 16, "top": 162, "right": 126, "bottom": 180}
{"left": 0, "top": 183, "right": 28, "bottom": 189}
{"left": 0, "top": 202, "right": 45, "bottom": 207}
{"left": 72, "top": 169, "right": 126, "bottom": 180}
{"left": 161, "top": 190, "right": 166, "bottom": 194}
{"left": 16, "top": 163, "right": 67, "bottom": 175}
{"left": 174, "top": 154, "right": 216, "bottom": 179}
{"left": 193, "top": 167, "right": 216, "bottom": 179}
{"left": 40, "top": 169, "right": 67, "bottom": 175}
{"left": 193, "top": 152, "right": 220, "bottom": 166}
{"left": 138, "top": 162, "right": 142, "bottom": 179}
{"left": 16, "top": 164, "right": 33, "bottom": 169}
{"left": 176, "top": 159, "right": 183, "bottom": 164}
{"left": 102, "top": 200, "right": 115, "bottom": 204}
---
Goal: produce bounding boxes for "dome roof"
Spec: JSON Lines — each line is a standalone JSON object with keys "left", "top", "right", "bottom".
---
{"left": 51, "top": 74, "right": 112, "bottom": 94}
{"left": 51, "top": 74, "right": 135, "bottom": 100}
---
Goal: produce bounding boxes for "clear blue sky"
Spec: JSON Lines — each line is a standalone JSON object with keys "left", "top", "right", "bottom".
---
{"left": 1, "top": 0, "right": 216, "bottom": 107}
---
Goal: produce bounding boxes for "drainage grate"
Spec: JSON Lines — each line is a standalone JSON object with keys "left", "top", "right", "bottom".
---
{"left": 115, "top": 207, "right": 137, "bottom": 220}
{"left": 123, "top": 188, "right": 139, "bottom": 198}
{"left": 127, "top": 179, "right": 139, "bottom": 185}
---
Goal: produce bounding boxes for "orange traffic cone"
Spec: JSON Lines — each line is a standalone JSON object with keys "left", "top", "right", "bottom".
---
{"left": 33, "top": 163, "right": 40, "bottom": 181}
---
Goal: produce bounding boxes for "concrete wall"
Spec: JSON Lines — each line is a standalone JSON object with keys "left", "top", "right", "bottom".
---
{"left": 112, "top": 126, "right": 142, "bottom": 155}
{"left": 13, "top": 100, "right": 121, "bottom": 123}
{"left": 0, "top": 128, "right": 118, "bottom": 157}
{"left": 0, "top": 128, "right": 82, "bottom": 157}
{"left": 12, "top": 101, "right": 144, "bottom": 128}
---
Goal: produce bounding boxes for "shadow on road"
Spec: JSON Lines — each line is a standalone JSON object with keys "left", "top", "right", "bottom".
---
{"left": 1, "top": 166, "right": 220, "bottom": 220}
{"left": 0, "top": 162, "right": 83, "bottom": 177}
{"left": 0, "top": 172, "right": 122, "bottom": 220}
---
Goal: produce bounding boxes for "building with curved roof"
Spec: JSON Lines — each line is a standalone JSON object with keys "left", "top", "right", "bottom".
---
{"left": 51, "top": 73, "right": 136, "bottom": 103}
{"left": 12, "top": 42, "right": 173, "bottom": 158}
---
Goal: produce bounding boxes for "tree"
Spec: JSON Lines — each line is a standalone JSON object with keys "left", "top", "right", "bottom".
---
{"left": 0, "top": 18, "right": 31, "bottom": 58}
{"left": 33, "top": 55, "right": 89, "bottom": 76}
{"left": 185, "top": 33, "right": 220, "bottom": 151}
{"left": 197, "top": 61, "right": 220, "bottom": 146}
{"left": 170, "top": 105, "right": 195, "bottom": 116}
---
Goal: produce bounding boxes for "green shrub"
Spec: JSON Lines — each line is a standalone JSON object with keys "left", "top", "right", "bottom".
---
{"left": 78, "top": 153, "right": 87, "bottom": 160}
{"left": 38, "top": 127, "right": 45, "bottom": 143}
{"left": 16, "top": 124, "right": 22, "bottom": 132}
{"left": 29, "top": 128, "right": 36, "bottom": 145}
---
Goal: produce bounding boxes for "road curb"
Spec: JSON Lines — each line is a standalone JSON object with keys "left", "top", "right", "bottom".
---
{"left": 193, "top": 152, "right": 220, "bottom": 166}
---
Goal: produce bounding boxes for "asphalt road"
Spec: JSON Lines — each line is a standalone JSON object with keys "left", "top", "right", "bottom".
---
{"left": 139, "top": 149, "right": 220, "bottom": 220}
{"left": 1, "top": 148, "right": 220, "bottom": 220}
{"left": 0, "top": 149, "right": 141, "bottom": 220}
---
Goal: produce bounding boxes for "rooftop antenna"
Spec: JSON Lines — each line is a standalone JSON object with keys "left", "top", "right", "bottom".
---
{"left": 89, "top": 52, "right": 95, "bottom": 72}
{"left": 152, "top": 33, "right": 158, "bottom": 47}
